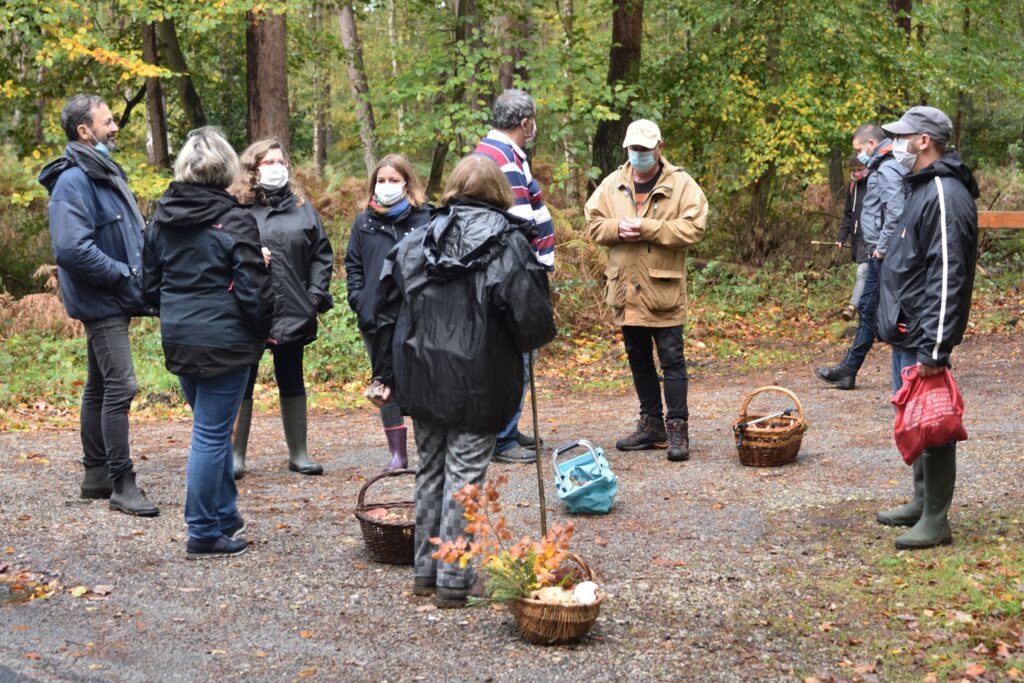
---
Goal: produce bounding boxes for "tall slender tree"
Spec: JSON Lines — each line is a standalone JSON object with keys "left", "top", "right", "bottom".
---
{"left": 340, "top": 2, "right": 377, "bottom": 173}
{"left": 142, "top": 22, "right": 169, "bottom": 168}
{"left": 246, "top": 7, "right": 291, "bottom": 147}
{"left": 155, "top": 19, "right": 207, "bottom": 130}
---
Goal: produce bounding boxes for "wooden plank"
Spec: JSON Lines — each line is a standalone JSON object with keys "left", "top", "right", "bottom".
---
{"left": 978, "top": 211, "right": 1024, "bottom": 229}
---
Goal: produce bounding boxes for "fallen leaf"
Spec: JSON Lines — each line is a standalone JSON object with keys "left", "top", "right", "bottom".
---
{"left": 712, "top": 502, "right": 726, "bottom": 509}
{"left": 298, "top": 667, "right": 317, "bottom": 677}
{"left": 208, "top": 649, "right": 226, "bottom": 655}
{"left": 70, "top": 586, "right": 88, "bottom": 597}
{"left": 415, "top": 604, "right": 437, "bottom": 613}
{"left": 972, "top": 643, "right": 989, "bottom": 655}
{"left": 352, "top": 562, "right": 367, "bottom": 570}
{"left": 16, "top": 515, "right": 31, "bottom": 522}
{"left": 255, "top": 651, "right": 267, "bottom": 657}
{"left": 11, "top": 624, "right": 29, "bottom": 631}
{"left": 92, "top": 585, "right": 113, "bottom": 596}
{"left": 298, "top": 630, "right": 314, "bottom": 639}
{"left": 594, "top": 537, "right": 609, "bottom": 547}
{"left": 24, "top": 653, "right": 40, "bottom": 660}
{"left": 819, "top": 621, "right": 833, "bottom": 632}
{"left": 964, "top": 663, "right": 986, "bottom": 677}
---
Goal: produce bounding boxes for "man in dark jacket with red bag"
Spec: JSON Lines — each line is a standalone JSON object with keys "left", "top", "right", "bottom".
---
{"left": 874, "top": 106, "right": 979, "bottom": 550}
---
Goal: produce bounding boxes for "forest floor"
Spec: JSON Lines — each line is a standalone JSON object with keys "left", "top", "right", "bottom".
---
{"left": 1, "top": 331, "right": 1022, "bottom": 682}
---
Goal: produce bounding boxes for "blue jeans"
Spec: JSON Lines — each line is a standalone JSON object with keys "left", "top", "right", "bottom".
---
{"left": 81, "top": 316, "right": 138, "bottom": 479}
{"left": 496, "top": 353, "right": 530, "bottom": 453}
{"left": 842, "top": 256, "right": 880, "bottom": 373}
{"left": 890, "top": 345, "right": 918, "bottom": 395}
{"left": 179, "top": 368, "right": 249, "bottom": 540}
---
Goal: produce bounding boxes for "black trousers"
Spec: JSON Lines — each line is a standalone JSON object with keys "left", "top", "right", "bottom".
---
{"left": 621, "top": 325, "right": 689, "bottom": 421}
{"left": 244, "top": 341, "right": 306, "bottom": 400}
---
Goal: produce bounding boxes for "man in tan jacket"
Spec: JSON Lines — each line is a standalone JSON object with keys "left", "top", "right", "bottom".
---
{"left": 585, "top": 119, "right": 708, "bottom": 461}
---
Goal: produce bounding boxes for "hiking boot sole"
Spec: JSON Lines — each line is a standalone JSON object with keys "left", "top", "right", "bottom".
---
{"left": 186, "top": 545, "right": 249, "bottom": 560}
{"left": 616, "top": 442, "right": 668, "bottom": 452}
{"left": 667, "top": 452, "right": 690, "bottom": 462}
{"left": 109, "top": 502, "right": 159, "bottom": 517}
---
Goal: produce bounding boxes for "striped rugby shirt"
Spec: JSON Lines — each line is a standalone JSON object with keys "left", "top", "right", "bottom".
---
{"left": 474, "top": 130, "right": 555, "bottom": 270}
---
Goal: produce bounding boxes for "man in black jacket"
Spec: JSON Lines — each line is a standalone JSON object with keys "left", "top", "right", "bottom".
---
{"left": 38, "top": 94, "right": 158, "bottom": 517}
{"left": 874, "top": 106, "right": 979, "bottom": 550}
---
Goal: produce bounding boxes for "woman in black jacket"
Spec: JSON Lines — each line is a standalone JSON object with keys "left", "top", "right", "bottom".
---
{"left": 834, "top": 157, "right": 870, "bottom": 320}
{"left": 143, "top": 127, "right": 274, "bottom": 559}
{"left": 228, "top": 139, "right": 334, "bottom": 478}
{"left": 345, "top": 154, "right": 431, "bottom": 471}
{"left": 367, "top": 155, "right": 556, "bottom": 607}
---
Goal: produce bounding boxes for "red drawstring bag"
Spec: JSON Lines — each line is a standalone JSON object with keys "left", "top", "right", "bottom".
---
{"left": 891, "top": 365, "right": 968, "bottom": 465}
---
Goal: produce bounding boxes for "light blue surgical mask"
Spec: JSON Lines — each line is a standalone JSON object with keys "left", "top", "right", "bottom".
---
{"left": 629, "top": 149, "right": 656, "bottom": 173}
{"left": 856, "top": 151, "right": 871, "bottom": 165}
{"left": 87, "top": 128, "right": 113, "bottom": 157}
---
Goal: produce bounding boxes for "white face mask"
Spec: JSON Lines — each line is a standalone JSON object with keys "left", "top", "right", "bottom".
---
{"left": 892, "top": 137, "right": 919, "bottom": 171}
{"left": 258, "top": 164, "right": 289, "bottom": 190}
{"left": 375, "top": 182, "right": 406, "bottom": 206}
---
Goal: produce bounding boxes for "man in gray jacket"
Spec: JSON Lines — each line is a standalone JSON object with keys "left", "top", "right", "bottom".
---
{"left": 816, "top": 123, "right": 907, "bottom": 389}
{"left": 38, "top": 94, "right": 158, "bottom": 517}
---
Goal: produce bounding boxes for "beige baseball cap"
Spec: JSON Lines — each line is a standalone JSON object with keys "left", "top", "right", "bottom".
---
{"left": 622, "top": 119, "right": 662, "bottom": 148}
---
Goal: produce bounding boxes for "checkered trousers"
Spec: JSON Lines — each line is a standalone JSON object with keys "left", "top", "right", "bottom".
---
{"left": 412, "top": 419, "right": 496, "bottom": 589}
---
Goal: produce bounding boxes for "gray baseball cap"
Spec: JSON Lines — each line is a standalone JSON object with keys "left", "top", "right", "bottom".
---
{"left": 882, "top": 106, "right": 953, "bottom": 145}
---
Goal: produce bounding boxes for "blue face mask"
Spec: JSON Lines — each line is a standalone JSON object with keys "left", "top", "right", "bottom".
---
{"left": 856, "top": 151, "right": 871, "bottom": 165}
{"left": 87, "top": 128, "right": 113, "bottom": 157}
{"left": 629, "top": 149, "right": 656, "bottom": 173}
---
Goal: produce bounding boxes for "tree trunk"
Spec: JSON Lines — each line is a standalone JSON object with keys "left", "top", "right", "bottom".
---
{"left": 154, "top": 19, "right": 206, "bottom": 130}
{"left": 246, "top": 7, "right": 291, "bottom": 147}
{"left": 339, "top": 2, "right": 377, "bottom": 174}
{"left": 426, "top": 0, "right": 478, "bottom": 196}
{"left": 33, "top": 66, "right": 45, "bottom": 145}
{"left": 311, "top": 5, "right": 329, "bottom": 171}
{"left": 746, "top": 0, "right": 782, "bottom": 264}
{"left": 888, "top": 0, "right": 912, "bottom": 37}
{"left": 559, "top": 0, "right": 579, "bottom": 206}
{"left": 142, "top": 23, "right": 169, "bottom": 167}
{"left": 828, "top": 146, "right": 845, "bottom": 202}
{"left": 498, "top": 5, "right": 530, "bottom": 90}
{"left": 952, "top": 5, "right": 969, "bottom": 150}
{"left": 591, "top": 0, "right": 644, "bottom": 187}
{"left": 387, "top": 0, "right": 404, "bottom": 134}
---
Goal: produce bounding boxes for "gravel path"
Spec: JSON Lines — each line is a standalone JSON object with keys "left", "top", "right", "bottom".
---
{"left": 1, "top": 332, "right": 1021, "bottom": 682}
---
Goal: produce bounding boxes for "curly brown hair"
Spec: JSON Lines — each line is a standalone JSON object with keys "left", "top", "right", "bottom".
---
{"left": 228, "top": 138, "right": 305, "bottom": 206}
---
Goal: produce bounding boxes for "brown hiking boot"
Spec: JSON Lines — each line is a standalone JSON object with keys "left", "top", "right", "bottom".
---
{"left": 666, "top": 419, "right": 690, "bottom": 462}
{"left": 615, "top": 415, "right": 668, "bottom": 452}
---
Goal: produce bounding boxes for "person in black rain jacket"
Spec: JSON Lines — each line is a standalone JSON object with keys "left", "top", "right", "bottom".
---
{"left": 345, "top": 154, "right": 431, "bottom": 471}
{"left": 874, "top": 106, "right": 979, "bottom": 551}
{"left": 367, "top": 154, "right": 556, "bottom": 607}
{"left": 227, "top": 139, "right": 334, "bottom": 478}
{"left": 834, "top": 156, "right": 870, "bottom": 320}
{"left": 143, "top": 127, "right": 273, "bottom": 559}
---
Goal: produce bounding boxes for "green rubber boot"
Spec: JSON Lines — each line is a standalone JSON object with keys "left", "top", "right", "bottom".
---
{"left": 876, "top": 457, "right": 924, "bottom": 526}
{"left": 895, "top": 446, "right": 955, "bottom": 550}
{"left": 232, "top": 399, "right": 253, "bottom": 481}
{"left": 280, "top": 396, "right": 323, "bottom": 475}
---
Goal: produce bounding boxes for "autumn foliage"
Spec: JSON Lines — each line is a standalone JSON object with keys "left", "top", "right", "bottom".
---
{"left": 431, "top": 476, "right": 577, "bottom": 602}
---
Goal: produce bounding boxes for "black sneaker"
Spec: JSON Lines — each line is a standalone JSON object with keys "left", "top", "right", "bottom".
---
{"left": 514, "top": 430, "right": 543, "bottom": 450}
{"left": 615, "top": 415, "right": 668, "bottom": 451}
{"left": 493, "top": 447, "right": 537, "bottom": 464}
{"left": 186, "top": 535, "right": 248, "bottom": 560}
{"left": 815, "top": 364, "right": 856, "bottom": 390}
{"left": 221, "top": 517, "right": 246, "bottom": 540}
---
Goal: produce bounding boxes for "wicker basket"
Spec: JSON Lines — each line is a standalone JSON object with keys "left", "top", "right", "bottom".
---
{"left": 732, "top": 386, "right": 808, "bottom": 467}
{"left": 507, "top": 553, "right": 602, "bottom": 645}
{"left": 354, "top": 469, "right": 415, "bottom": 564}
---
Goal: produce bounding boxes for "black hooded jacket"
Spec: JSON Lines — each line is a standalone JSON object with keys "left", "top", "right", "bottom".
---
{"left": 247, "top": 189, "right": 334, "bottom": 346}
{"left": 143, "top": 182, "right": 274, "bottom": 377}
{"left": 877, "top": 151, "right": 980, "bottom": 367}
{"left": 371, "top": 200, "right": 556, "bottom": 434}
{"left": 345, "top": 203, "right": 432, "bottom": 334}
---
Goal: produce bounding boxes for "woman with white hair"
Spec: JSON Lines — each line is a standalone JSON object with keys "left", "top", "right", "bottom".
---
{"left": 143, "top": 127, "right": 273, "bottom": 559}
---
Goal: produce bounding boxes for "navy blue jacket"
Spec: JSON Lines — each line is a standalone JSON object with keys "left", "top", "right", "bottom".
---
{"left": 38, "top": 143, "right": 148, "bottom": 322}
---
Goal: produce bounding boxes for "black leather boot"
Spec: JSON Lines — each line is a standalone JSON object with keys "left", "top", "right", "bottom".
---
{"left": 666, "top": 419, "right": 690, "bottom": 462}
{"left": 81, "top": 464, "right": 113, "bottom": 499}
{"left": 615, "top": 415, "right": 668, "bottom": 451}
{"left": 815, "top": 363, "right": 856, "bottom": 390}
{"left": 109, "top": 471, "right": 159, "bottom": 517}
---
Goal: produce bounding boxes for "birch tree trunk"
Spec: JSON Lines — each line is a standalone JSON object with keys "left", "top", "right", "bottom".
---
{"left": 340, "top": 2, "right": 377, "bottom": 174}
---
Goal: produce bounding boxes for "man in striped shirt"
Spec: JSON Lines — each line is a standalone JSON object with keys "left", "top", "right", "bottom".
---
{"left": 475, "top": 89, "right": 556, "bottom": 463}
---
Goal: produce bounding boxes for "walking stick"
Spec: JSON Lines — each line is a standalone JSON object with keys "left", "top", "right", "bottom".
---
{"left": 528, "top": 352, "right": 548, "bottom": 536}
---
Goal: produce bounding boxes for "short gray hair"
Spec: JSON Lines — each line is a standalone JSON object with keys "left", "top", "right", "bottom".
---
{"left": 491, "top": 89, "right": 536, "bottom": 131}
{"left": 174, "top": 127, "right": 239, "bottom": 188}
{"left": 853, "top": 123, "right": 885, "bottom": 144}
{"left": 61, "top": 94, "right": 105, "bottom": 141}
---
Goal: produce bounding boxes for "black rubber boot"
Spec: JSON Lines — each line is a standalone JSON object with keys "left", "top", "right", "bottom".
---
{"left": 876, "top": 457, "right": 924, "bottom": 526}
{"left": 280, "top": 396, "right": 323, "bottom": 475}
{"left": 109, "top": 471, "right": 159, "bottom": 517}
{"left": 815, "top": 364, "right": 856, "bottom": 390}
{"left": 895, "top": 446, "right": 955, "bottom": 550}
{"left": 666, "top": 419, "right": 690, "bottom": 462}
{"left": 81, "top": 464, "right": 113, "bottom": 499}
{"left": 232, "top": 399, "right": 253, "bottom": 480}
{"left": 384, "top": 426, "right": 408, "bottom": 472}
{"left": 615, "top": 415, "right": 668, "bottom": 451}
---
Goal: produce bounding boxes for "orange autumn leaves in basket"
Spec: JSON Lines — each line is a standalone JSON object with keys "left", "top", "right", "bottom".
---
{"left": 430, "top": 475, "right": 575, "bottom": 586}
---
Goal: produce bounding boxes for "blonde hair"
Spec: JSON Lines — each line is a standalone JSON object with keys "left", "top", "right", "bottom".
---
{"left": 440, "top": 155, "right": 514, "bottom": 210}
{"left": 174, "top": 127, "right": 239, "bottom": 188}
{"left": 228, "top": 138, "right": 305, "bottom": 206}
{"left": 364, "top": 154, "right": 427, "bottom": 208}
